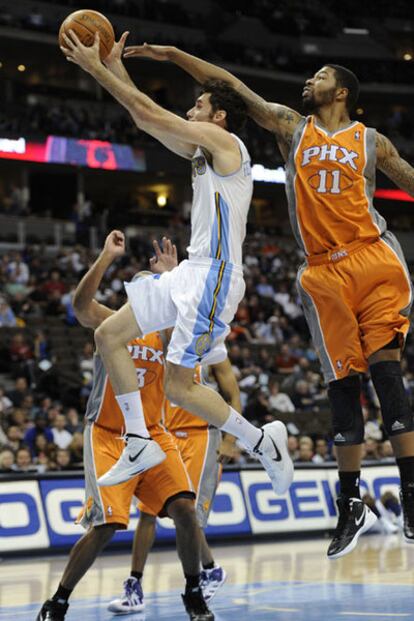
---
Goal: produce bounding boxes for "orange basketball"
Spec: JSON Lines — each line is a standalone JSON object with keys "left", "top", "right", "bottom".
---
{"left": 59, "top": 10, "right": 115, "bottom": 60}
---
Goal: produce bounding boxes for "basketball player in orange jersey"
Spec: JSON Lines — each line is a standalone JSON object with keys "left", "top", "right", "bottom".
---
{"left": 37, "top": 231, "right": 214, "bottom": 621}
{"left": 125, "top": 44, "right": 414, "bottom": 558}
{"left": 59, "top": 32, "right": 294, "bottom": 501}
{"left": 109, "top": 359, "right": 240, "bottom": 613}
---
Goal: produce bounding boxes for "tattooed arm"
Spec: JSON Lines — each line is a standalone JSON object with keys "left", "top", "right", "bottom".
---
{"left": 376, "top": 133, "right": 414, "bottom": 197}
{"left": 124, "top": 44, "right": 303, "bottom": 159}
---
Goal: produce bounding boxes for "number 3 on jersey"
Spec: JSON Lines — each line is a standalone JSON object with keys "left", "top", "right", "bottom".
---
{"left": 136, "top": 368, "right": 147, "bottom": 388}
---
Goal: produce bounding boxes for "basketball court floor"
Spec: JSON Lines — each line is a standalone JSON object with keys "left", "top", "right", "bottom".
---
{"left": 1, "top": 534, "right": 413, "bottom": 620}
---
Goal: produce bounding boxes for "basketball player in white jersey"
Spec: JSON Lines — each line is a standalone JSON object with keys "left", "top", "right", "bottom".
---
{"left": 60, "top": 32, "right": 294, "bottom": 495}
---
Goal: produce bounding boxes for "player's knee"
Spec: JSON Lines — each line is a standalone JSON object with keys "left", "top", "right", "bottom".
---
{"left": 167, "top": 498, "right": 197, "bottom": 526}
{"left": 370, "top": 360, "right": 414, "bottom": 436}
{"left": 328, "top": 375, "right": 364, "bottom": 446}
{"left": 92, "top": 523, "right": 117, "bottom": 545}
{"left": 95, "top": 318, "right": 118, "bottom": 350}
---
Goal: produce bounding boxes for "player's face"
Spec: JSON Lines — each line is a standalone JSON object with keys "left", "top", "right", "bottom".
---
{"left": 302, "top": 66, "right": 338, "bottom": 113}
{"left": 186, "top": 93, "right": 215, "bottom": 123}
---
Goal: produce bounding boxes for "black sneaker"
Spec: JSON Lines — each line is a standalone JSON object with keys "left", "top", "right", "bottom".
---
{"left": 182, "top": 587, "right": 214, "bottom": 621}
{"left": 399, "top": 488, "right": 414, "bottom": 543}
{"left": 327, "top": 496, "right": 377, "bottom": 560}
{"left": 36, "top": 599, "right": 68, "bottom": 621}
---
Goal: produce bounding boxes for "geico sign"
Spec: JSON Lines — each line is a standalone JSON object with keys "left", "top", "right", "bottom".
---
{"left": 240, "top": 467, "right": 400, "bottom": 534}
{"left": 0, "top": 481, "right": 48, "bottom": 551}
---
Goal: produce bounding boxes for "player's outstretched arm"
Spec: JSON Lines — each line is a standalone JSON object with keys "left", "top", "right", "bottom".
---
{"left": 376, "top": 133, "right": 414, "bottom": 197}
{"left": 124, "top": 44, "right": 303, "bottom": 151}
{"left": 73, "top": 230, "right": 125, "bottom": 329}
{"left": 62, "top": 32, "right": 234, "bottom": 161}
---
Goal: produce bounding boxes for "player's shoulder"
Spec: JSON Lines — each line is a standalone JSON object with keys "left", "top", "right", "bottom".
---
{"left": 128, "top": 332, "right": 163, "bottom": 350}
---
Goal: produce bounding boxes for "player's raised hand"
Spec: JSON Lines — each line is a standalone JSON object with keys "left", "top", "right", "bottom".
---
{"left": 103, "top": 31, "right": 129, "bottom": 68}
{"left": 103, "top": 230, "right": 125, "bottom": 259}
{"left": 61, "top": 30, "right": 101, "bottom": 74}
{"left": 123, "top": 43, "right": 173, "bottom": 61}
{"left": 149, "top": 237, "right": 178, "bottom": 274}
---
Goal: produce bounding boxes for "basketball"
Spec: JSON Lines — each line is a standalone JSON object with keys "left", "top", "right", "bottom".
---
{"left": 59, "top": 10, "right": 115, "bottom": 60}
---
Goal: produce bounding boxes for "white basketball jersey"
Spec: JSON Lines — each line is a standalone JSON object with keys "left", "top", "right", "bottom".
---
{"left": 187, "top": 134, "right": 252, "bottom": 267}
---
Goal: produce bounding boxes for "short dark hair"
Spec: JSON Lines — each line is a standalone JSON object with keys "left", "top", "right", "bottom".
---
{"left": 200, "top": 79, "right": 247, "bottom": 134}
{"left": 326, "top": 64, "right": 360, "bottom": 113}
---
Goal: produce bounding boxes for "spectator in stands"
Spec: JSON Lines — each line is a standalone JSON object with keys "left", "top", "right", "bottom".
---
{"left": 34, "top": 330, "right": 50, "bottom": 362}
{"left": 287, "top": 435, "right": 299, "bottom": 461}
{"left": 69, "top": 432, "right": 84, "bottom": 466}
{"left": 52, "top": 413, "right": 73, "bottom": 449}
{"left": 7, "top": 252, "right": 30, "bottom": 284}
{"left": 54, "top": 448, "right": 75, "bottom": 471}
{"left": 364, "top": 438, "right": 381, "bottom": 461}
{"left": 5, "top": 425, "right": 23, "bottom": 452}
{"left": 12, "top": 447, "right": 39, "bottom": 472}
{"left": 296, "top": 439, "right": 314, "bottom": 463}
{"left": 33, "top": 433, "right": 55, "bottom": 471}
{"left": 312, "top": 438, "right": 331, "bottom": 464}
{"left": 0, "top": 448, "right": 15, "bottom": 472}
{"left": 268, "top": 380, "right": 295, "bottom": 413}
{"left": 0, "top": 385, "right": 13, "bottom": 413}
{"left": 291, "top": 379, "right": 316, "bottom": 411}
{"left": 0, "top": 297, "right": 17, "bottom": 327}
{"left": 66, "top": 407, "right": 83, "bottom": 434}
{"left": 380, "top": 440, "right": 394, "bottom": 461}
{"left": 23, "top": 412, "right": 53, "bottom": 456}
{"left": 275, "top": 343, "right": 299, "bottom": 374}
{"left": 9, "top": 333, "right": 34, "bottom": 379}
{"left": 42, "top": 269, "right": 67, "bottom": 299}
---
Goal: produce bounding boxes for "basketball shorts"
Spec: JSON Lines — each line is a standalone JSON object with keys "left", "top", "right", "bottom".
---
{"left": 169, "top": 427, "right": 222, "bottom": 528}
{"left": 124, "top": 257, "right": 245, "bottom": 368}
{"left": 297, "top": 232, "right": 412, "bottom": 383}
{"left": 78, "top": 423, "right": 194, "bottom": 529}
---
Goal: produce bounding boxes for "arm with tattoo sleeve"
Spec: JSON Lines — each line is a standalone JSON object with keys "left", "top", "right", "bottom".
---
{"left": 123, "top": 44, "right": 303, "bottom": 157}
{"left": 376, "top": 133, "right": 414, "bottom": 197}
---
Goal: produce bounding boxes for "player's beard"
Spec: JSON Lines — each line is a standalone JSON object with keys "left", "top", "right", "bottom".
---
{"left": 302, "top": 87, "right": 337, "bottom": 113}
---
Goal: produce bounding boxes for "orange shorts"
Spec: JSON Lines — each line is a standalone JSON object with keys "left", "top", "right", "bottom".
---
{"left": 78, "top": 423, "right": 194, "bottom": 529}
{"left": 171, "top": 427, "right": 222, "bottom": 527}
{"left": 297, "top": 232, "right": 412, "bottom": 382}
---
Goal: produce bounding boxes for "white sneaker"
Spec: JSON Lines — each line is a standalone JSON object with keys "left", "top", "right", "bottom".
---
{"left": 200, "top": 565, "right": 227, "bottom": 602}
{"left": 108, "top": 577, "right": 145, "bottom": 614}
{"left": 98, "top": 434, "right": 166, "bottom": 487}
{"left": 253, "top": 421, "right": 294, "bottom": 495}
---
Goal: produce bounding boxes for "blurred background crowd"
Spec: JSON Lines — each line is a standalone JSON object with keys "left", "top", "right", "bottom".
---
{"left": 0, "top": 0, "right": 414, "bottom": 474}
{"left": 1, "top": 231, "right": 413, "bottom": 473}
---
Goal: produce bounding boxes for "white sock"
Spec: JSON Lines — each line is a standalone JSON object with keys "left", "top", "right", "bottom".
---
{"left": 115, "top": 391, "right": 149, "bottom": 437}
{"left": 220, "top": 406, "right": 262, "bottom": 451}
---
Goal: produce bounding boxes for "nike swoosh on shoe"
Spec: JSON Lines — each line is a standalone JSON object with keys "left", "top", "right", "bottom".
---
{"left": 269, "top": 437, "right": 282, "bottom": 462}
{"left": 128, "top": 446, "right": 147, "bottom": 463}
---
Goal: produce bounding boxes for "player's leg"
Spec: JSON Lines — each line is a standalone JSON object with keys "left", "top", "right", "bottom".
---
{"left": 36, "top": 525, "right": 118, "bottom": 620}
{"left": 368, "top": 343, "right": 414, "bottom": 543}
{"left": 298, "top": 263, "right": 378, "bottom": 559}
{"left": 94, "top": 303, "right": 166, "bottom": 486}
{"left": 184, "top": 428, "right": 226, "bottom": 602}
{"left": 108, "top": 512, "right": 156, "bottom": 614}
{"left": 359, "top": 234, "right": 414, "bottom": 542}
{"left": 327, "top": 373, "right": 377, "bottom": 560}
{"left": 166, "top": 496, "right": 213, "bottom": 621}
{"left": 164, "top": 362, "right": 293, "bottom": 496}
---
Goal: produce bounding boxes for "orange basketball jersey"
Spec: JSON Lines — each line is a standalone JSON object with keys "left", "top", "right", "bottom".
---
{"left": 164, "top": 365, "right": 208, "bottom": 431}
{"left": 85, "top": 332, "right": 165, "bottom": 433}
{"left": 286, "top": 116, "right": 386, "bottom": 256}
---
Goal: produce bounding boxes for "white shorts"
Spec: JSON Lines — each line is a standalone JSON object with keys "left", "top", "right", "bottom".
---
{"left": 125, "top": 257, "right": 245, "bottom": 368}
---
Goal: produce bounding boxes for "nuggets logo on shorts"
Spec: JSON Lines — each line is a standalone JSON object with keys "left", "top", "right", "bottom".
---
{"left": 195, "top": 333, "right": 212, "bottom": 357}
{"left": 192, "top": 156, "right": 206, "bottom": 177}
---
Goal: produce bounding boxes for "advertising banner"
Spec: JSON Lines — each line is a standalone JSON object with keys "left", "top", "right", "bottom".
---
{"left": 0, "top": 465, "right": 400, "bottom": 553}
